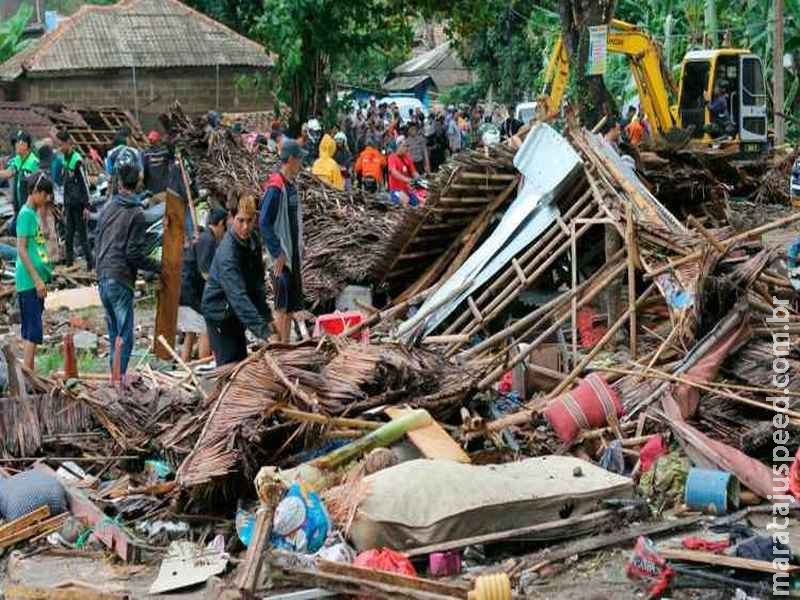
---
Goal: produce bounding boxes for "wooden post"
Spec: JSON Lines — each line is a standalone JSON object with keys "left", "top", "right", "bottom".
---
{"left": 625, "top": 205, "right": 638, "bottom": 359}
{"left": 774, "top": 0, "right": 785, "bottom": 146}
{"left": 605, "top": 222, "right": 623, "bottom": 331}
{"left": 571, "top": 222, "right": 578, "bottom": 364}
{"left": 152, "top": 190, "right": 186, "bottom": 360}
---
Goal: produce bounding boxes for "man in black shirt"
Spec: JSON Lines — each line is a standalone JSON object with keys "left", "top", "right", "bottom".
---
{"left": 202, "top": 196, "right": 270, "bottom": 365}
{"left": 142, "top": 131, "right": 171, "bottom": 197}
{"left": 56, "top": 131, "right": 93, "bottom": 269}
{"left": 179, "top": 207, "right": 227, "bottom": 362}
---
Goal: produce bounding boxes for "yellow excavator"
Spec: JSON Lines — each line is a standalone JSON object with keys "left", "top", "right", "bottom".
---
{"left": 541, "top": 19, "right": 769, "bottom": 155}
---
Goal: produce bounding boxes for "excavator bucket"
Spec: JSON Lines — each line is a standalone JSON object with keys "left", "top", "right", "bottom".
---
{"left": 660, "top": 126, "right": 695, "bottom": 150}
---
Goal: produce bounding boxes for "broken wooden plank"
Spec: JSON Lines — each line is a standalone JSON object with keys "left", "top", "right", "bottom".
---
{"left": 659, "top": 548, "right": 800, "bottom": 574}
{"left": 518, "top": 515, "right": 703, "bottom": 575}
{"left": 0, "top": 513, "right": 67, "bottom": 549}
{"left": 152, "top": 190, "right": 186, "bottom": 360}
{"left": 32, "top": 463, "right": 141, "bottom": 562}
{"left": 405, "top": 506, "right": 639, "bottom": 558}
{"left": 386, "top": 407, "right": 470, "bottom": 463}
{"left": 4, "top": 586, "right": 126, "bottom": 600}
{"left": 236, "top": 508, "right": 273, "bottom": 593}
{"left": 44, "top": 286, "right": 102, "bottom": 311}
{"left": 2, "top": 344, "right": 27, "bottom": 401}
{"left": 0, "top": 506, "right": 50, "bottom": 540}
{"left": 318, "top": 558, "right": 470, "bottom": 598}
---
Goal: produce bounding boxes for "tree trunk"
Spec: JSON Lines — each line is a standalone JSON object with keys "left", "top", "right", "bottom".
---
{"left": 559, "top": 0, "right": 617, "bottom": 126}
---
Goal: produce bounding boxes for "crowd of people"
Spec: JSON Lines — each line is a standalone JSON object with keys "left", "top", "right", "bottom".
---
{"left": 0, "top": 98, "right": 529, "bottom": 378}
{"left": 269, "top": 98, "right": 527, "bottom": 206}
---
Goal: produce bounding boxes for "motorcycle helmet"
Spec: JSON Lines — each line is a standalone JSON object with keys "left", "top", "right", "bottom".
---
{"left": 115, "top": 147, "right": 141, "bottom": 190}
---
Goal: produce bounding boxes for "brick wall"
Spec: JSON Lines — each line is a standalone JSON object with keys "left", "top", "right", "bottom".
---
{"left": 16, "top": 66, "right": 272, "bottom": 117}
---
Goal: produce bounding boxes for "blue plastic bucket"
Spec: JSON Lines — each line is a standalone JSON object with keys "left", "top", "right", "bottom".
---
{"left": 685, "top": 468, "right": 740, "bottom": 514}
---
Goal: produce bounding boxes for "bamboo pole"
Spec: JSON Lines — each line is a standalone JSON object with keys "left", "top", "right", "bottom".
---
{"left": 645, "top": 211, "right": 800, "bottom": 280}
{"left": 475, "top": 260, "right": 628, "bottom": 389}
{"left": 445, "top": 204, "right": 602, "bottom": 356}
{"left": 158, "top": 335, "right": 206, "bottom": 398}
{"left": 442, "top": 189, "right": 594, "bottom": 338}
{"left": 599, "top": 365, "right": 800, "bottom": 419}
{"left": 687, "top": 215, "right": 726, "bottom": 253}
{"left": 571, "top": 221, "right": 579, "bottom": 364}
{"left": 626, "top": 205, "right": 638, "bottom": 359}
{"left": 342, "top": 286, "right": 433, "bottom": 339}
{"left": 547, "top": 284, "right": 657, "bottom": 399}
{"left": 462, "top": 255, "right": 626, "bottom": 359}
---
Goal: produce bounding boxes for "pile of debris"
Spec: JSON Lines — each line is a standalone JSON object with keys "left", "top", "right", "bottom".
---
{"left": 166, "top": 105, "right": 417, "bottom": 305}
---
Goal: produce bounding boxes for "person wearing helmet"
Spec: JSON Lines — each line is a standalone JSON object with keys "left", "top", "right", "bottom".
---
{"left": 0, "top": 130, "right": 40, "bottom": 218}
{"left": 304, "top": 119, "right": 322, "bottom": 165}
{"left": 312, "top": 134, "right": 344, "bottom": 190}
{"left": 333, "top": 131, "right": 353, "bottom": 190}
{"left": 105, "top": 127, "right": 142, "bottom": 194}
{"left": 95, "top": 147, "right": 161, "bottom": 384}
{"left": 354, "top": 136, "right": 386, "bottom": 193}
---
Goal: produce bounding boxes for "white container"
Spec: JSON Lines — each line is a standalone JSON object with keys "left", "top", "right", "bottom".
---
{"left": 336, "top": 285, "right": 373, "bottom": 312}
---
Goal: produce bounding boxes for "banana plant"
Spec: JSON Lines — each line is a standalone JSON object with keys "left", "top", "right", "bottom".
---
{"left": 0, "top": 4, "right": 33, "bottom": 63}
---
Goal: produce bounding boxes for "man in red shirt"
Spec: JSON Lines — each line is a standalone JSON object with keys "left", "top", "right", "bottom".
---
{"left": 387, "top": 136, "right": 421, "bottom": 207}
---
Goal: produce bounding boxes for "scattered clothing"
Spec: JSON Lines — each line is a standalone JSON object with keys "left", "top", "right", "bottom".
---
{"left": 681, "top": 537, "right": 729, "bottom": 554}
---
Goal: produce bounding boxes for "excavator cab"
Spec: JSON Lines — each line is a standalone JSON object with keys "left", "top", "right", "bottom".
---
{"left": 677, "top": 50, "right": 768, "bottom": 156}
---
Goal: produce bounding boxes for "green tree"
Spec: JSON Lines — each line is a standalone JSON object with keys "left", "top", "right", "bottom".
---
{"left": 0, "top": 4, "right": 33, "bottom": 63}
{"left": 446, "top": 1, "right": 559, "bottom": 106}
{"left": 248, "top": 0, "right": 415, "bottom": 132}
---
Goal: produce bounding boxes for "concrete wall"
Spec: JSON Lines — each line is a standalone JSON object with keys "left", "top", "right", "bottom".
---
{"left": 13, "top": 66, "right": 271, "bottom": 117}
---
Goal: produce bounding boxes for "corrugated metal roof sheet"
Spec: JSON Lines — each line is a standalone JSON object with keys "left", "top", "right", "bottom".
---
{"left": 392, "top": 42, "right": 453, "bottom": 75}
{"left": 0, "top": 0, "right": 272, "bottom": 82}
{"left": 382, "top": 74, "right": 431, "bottom": 91}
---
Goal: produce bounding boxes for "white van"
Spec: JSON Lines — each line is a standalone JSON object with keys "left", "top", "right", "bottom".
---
{"left": 378, "top": 96, "right": 428, "bottom": 123}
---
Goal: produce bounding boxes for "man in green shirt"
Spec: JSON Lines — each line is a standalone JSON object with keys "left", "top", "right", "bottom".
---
{"left": 15, "top": 172, "right": 54, "bottom": 370}
{"left": 0, "top": 131, "right": 40, "bottom": 218}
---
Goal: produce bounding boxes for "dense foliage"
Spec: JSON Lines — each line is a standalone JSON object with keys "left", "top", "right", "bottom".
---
{"left": 0, "top": 4, "right": 33, "bottom": 64}
{"left": 446, "top": 0, "right": 799, "bottom": 138}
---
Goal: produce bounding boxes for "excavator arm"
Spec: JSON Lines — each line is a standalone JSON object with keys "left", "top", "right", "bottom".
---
{"left": 541, "top": 20, "right": 678, "bottom": 138}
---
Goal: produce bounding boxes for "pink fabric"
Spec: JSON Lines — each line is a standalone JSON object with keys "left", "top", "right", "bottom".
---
{"left": 639, "top": 434, "right": 667, "bottom": 472}
{"left": 671, "top": 321, "right": 749, "bottom": 419}
{"left": 661, "top": 316, "right": 781, "bottom": 500}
